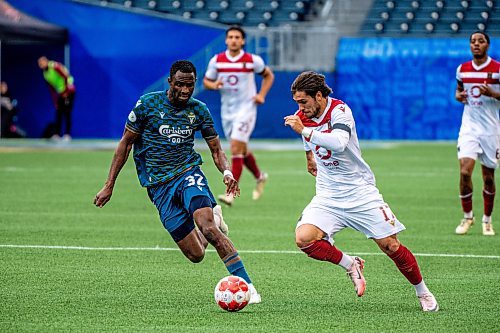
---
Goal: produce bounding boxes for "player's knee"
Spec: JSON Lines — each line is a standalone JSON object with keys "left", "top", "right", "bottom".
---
{"left": 186, "top": 250, "right": 205, "bottom": 263}
{"left": 295, "top": 228, "right": 321, "bottom": 248}
{"left": 460, "top": 167, "right": 473, "bottom": 179}
{"left": 381, "top": 239, "right": 400, "bottom": 255}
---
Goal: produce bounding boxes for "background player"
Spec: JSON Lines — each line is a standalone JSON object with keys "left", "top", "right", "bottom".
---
{"left": 284, "top": 71, "right": 438, "bottom": 312}
{"left": 94, "top": 60, "right": 261, "bottom": 303}
{"left": 454, "top": 31, "right": 499, "bottom": 236}
{"left": 203, "top": 26, "right": 274, "bottom": 205}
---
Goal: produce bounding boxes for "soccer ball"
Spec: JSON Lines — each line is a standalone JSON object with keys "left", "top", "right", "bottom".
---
{"left": 214, "top": 275, "right": 250, "bottom": 312}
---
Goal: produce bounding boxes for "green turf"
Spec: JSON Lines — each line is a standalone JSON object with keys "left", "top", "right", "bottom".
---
{"left": 1, "top": 142, "right": 499, "bottom": 332}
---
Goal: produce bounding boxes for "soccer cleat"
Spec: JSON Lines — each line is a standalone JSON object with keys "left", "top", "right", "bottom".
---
{"left": 455, "top": 217, "right": 474, "bottom": 235}
{"left": 248, "top": 284, "right": 261, "bottom": 305}
{"left": 418, "top": 292, "right": 439, "bottom": 312}
{"left": 213, "top": 205, "right": 229, "bottom": 236}
{"left": 252, "top": 172, "right": 268, "bottom": 200}
{"left": 217, "top": 193, "right": 234, "bottom": 206}
{"left": 346, "top": 256, "right": 366, "bottom": 297}
{"left": 482, "top": 223, "right": 495, "bottom": 236}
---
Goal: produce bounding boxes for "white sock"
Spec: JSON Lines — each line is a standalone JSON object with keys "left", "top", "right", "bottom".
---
{"left": 464, "top": 211, "right": 473, "bottom": 219}
{"left": 483, "top": 215, "right": 492, "bottom": 224}
{"left": 414, "top": 280, "right": 430, "bottom": 297}
{"left": 338, "top": 254, "right": 354, "bottom": 270}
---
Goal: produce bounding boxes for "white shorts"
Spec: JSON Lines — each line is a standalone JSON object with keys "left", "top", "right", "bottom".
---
{"left": 221, "top": 106, "right": 257, "bottom": 143}
{"left": 457, "top": 134, "right": 499, "bottom": 169}
{"left": 296, "top": 186, "right": 406, "bottom": 243}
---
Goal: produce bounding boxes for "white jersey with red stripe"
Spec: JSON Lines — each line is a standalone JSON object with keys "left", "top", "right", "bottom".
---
{"left": 205, "top": 50, "right": 265, "bottom": 120}
{"left": 456, "top": 56, "right": 500, "bottom": 136}
{"left": 299, "top": 97, "right": 377, "bottom": 204}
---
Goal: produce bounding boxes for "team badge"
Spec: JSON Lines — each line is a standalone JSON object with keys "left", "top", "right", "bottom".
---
{"left": 187, "top": 112, "right": 196, "bottom": 124}
{"left": 128, "top": 111, "right": 136, "bottom": 122}
{"left": 487, "top": 72, "right": 492, "bottom": 79}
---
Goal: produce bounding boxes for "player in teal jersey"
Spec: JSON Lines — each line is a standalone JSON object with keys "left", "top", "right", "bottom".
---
{"left": 94, "top": 60, "right": 261, "bottom": 304}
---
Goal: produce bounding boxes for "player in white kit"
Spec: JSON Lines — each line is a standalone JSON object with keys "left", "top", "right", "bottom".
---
{"left": 204, "top": 26, "right": 274, "bottom": 205}
{"left": 284, "top": 71, "right": 438, "bottom": 312}
{"left": 454, "top": 31, "right": 499, "bottom": 236}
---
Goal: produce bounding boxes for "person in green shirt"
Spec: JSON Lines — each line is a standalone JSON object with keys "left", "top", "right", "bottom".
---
{"left": 38, "top": 56, "right": 76, "bottom": 141}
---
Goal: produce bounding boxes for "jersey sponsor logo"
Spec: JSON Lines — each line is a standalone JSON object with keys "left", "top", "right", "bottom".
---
{"left": 187, "top": 111, "right": 196, "bottom": 124}
{"left": 227, "top": 75, "right": 239, "bottom": 86}
{"left": 128, "top": 111, "right": 137, "bottom": 122}
{"left": 159, "top": 125, "right": 193, "bottom": 143}
{"left": 315, "top": 145, "right": 332, "bottom": 160}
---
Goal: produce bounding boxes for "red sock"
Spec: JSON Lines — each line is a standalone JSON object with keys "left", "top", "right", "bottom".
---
{"left": 300, "top": 240, "right": 343, "bottom": 264}
{"left": 231, "top": 155, "right": 244, "bottom": 182}
{"left": 244, "top": 152, "right": 262, "bottom": 179}
{"left": 483, "top": 189, "right": 495, "bottom": 217}
{"left": 388, "top": 245, "right": 423, "bottom": 285}
{"left": 460, "top": 192, "right": 473, "bottom": 214}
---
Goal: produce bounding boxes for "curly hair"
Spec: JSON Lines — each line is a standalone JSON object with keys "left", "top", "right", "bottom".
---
{"left": 169, "top": 60, "right": 197, "bottom": 79}
{"left": 291, "top": 71, "right": 332, "bottom": 98}
{"left": 470, "top": 31, "right": 490, "bottom": 44}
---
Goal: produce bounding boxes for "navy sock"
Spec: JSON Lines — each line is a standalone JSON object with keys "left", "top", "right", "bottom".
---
{"left": 222, "top": 251, "right": 252, "bottom": 284}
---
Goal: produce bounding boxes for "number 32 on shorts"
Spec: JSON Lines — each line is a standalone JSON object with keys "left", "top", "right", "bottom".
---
{"left": 185, "top": 173, "right": 206, "bottom": 187}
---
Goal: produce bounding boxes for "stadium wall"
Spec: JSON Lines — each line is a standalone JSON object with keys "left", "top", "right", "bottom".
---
{"left": 335, "top": 37, "right": 500, "bottom": 140}
{"left": 6, "top": 0, "right": 223, "bottom": 138}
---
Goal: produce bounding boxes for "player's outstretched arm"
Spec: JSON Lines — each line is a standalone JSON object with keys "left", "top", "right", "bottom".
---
{"left": 205, "top": 136, "right": 240, "bottom": 197}
{"left": 94, "top": 128, "right": 139, "bottom": 208}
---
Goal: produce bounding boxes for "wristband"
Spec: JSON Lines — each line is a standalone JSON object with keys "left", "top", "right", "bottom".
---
{"left": 301, "top": 127, "right": 313, "bottom": 140}
{"left": 223, "top": 170, "right": 233, "bottom": 178}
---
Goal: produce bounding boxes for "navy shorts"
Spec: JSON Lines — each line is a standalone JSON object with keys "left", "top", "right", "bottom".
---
{"left": 147, "top": 166, "right": 216, "bottom": 242}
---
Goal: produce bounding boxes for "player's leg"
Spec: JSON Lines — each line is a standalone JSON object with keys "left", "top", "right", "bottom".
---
{"left": 182, "top": 168, "right": 261, "bottom": 303}
{"left": 217, "top": 138, "right": 245, "bottom": 206}
{"left": 373, "top": 234, "right": 438, "bottom": 312}
{"left": 296, "top": 200, "right": 366, "bottom": 297}
{"left": 456, "top": 157, "right": 476, "bottom": 234}
{"left": 193, "top": 205, "right": 261, "bottom": 303}
{"left": 481, "top": 165, "right": 496, "bottom": 235}
{"left": 456, "top": 135, "right": 481, "bottom": 234}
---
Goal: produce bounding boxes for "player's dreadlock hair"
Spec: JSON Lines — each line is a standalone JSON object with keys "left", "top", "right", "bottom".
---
{"left": 291, "top": 71, "right": 332, "bottom": 98}
{"left": 226, "top": 26, "right": 246, "bottom": 39}
{"left": 170, "top": 60, "right": 197, "bottom": 79}
{"left": 470, "top": 31, "right": 490, "bottom": 44}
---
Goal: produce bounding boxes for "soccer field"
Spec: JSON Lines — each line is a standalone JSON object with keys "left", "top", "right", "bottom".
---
{"left": 1, "top": 141, "right": 499, "bottom": 332}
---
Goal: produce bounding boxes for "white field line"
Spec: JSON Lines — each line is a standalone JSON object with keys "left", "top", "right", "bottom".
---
{"left": 0, "top": 244, "right": 499, "bottom": 259}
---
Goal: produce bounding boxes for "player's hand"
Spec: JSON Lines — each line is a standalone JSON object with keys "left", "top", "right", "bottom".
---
{"left": 223, "top": 175, "right": 240, "bottom": 197}
{"left": 253, "top": 93, "right": 265, "bottom": 105}
{"left": 94, "top": 185, "right": 113, "bottom": 208}
{"left": 455, "top": 90, "right": 468, "bottom": 104}
{"left": 284, "top": 115, "right": 305, "bottom": 135}
{"left": 479, "top": 83, "right": 497, "bottom": 98}
{"left": 307, "top": 160, "right": 317, "bottom": 177}
{"left": 213, "top": 79, "right": 224, "bottom": 90}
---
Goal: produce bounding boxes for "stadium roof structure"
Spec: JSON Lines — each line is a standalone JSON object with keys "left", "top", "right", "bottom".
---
{"left": 0, "top": 0, "right": 67, "bottom": 45}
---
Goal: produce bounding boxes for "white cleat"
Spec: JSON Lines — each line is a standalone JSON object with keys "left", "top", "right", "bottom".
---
{"left": 252, "top": 172, "right": 268, "bottom": 200}
{"left": 248, "top": 284, "right": 261, "bottom": 304}
{"left": 418, "top": 292, "right": 439, "bottom": 312}
{"left": 213, "top": 205, "right": 229, "bottom": 235}
{"left": 482, "top": 222, "right": 495, "bottom": 236}
{"left": 455, "top": 217, "right": 474, "bottom": 235}
{"left": 217, "top": 193, "right": 234, "bottom": 207}
{"left": 346, "top": 256, "right": 366, "bottom": 297}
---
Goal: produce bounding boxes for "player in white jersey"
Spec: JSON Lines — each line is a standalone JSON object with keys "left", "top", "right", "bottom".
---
{"left": 454, "top": 31, "right": 499, "bottom": 236}
{"left": 284, "top": 71, "right": 438, "bottom": 312}
{"left": 204, "top": 26, "right": 274, "bottom": 206}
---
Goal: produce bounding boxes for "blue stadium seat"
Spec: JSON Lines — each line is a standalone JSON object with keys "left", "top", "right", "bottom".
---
{"left": 133, "top": 0, "right": 156, "bottom": 9}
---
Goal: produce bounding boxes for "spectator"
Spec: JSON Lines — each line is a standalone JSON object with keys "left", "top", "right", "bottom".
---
{"left": 1, "top": 81, "right": 25, "bottom": 138}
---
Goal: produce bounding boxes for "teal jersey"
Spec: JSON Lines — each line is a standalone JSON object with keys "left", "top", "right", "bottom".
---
{"left": 125, "top": 91, "right": 215, "bottom": 187}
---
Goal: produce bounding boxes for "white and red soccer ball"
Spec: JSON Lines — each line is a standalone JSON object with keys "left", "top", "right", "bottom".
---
{"left": 214, "top": 276, "right": 250, "bottom": 312}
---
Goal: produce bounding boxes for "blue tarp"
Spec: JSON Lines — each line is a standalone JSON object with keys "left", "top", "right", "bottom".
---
{"left": 335, "top": 37, "right": 500, "bottom": 140}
